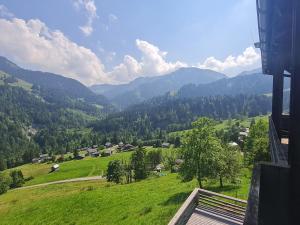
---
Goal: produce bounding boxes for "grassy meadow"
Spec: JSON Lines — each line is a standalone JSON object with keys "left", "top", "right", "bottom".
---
{"left": 0, "top": 168, "right": 251, "bottom": 225}
{"left": 3, "top": 147, "right": 175, "bottom": 186}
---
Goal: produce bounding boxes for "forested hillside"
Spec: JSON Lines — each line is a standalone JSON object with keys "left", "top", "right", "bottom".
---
{"left": 91, "top": 94, "right": 272, "bottom": 141}
{"left": 177, "top": 72, "right": 290, "bottom": 98}
{"left": 0, "top": 56, "right": 110, "bottom": 107}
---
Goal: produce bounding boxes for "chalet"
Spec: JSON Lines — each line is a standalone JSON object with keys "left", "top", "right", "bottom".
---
{"left": 75, "top": 155, "right": 85, "bottom": 160}
{"left": 32, "top": 158, "right": 41, "bottom": 164}
{"left": 39, "top": 154, "right": 51, "bottom": 162}
{"left": 155, "top": 164, "right": 164, "bottom": 172}
{"left": 102, "top": 149, "right": 114, "bottom": 157}
{"left": 122, "top": 144, "right": 134, "bottom": 151}
{"left": 51, "top": 164, "right": 59, "bottom": 172}
{"left": 228, "top": 142, "right": 239, "bottom": 147}
{"left": 118, "top": 142, "right": 124, "bottom": 149}
{"left": 86, "top": 148, "right": 98, "bottom": 156}
{"left": 162, "top": 142, "right": 170, "bottom": 148}
{"left": 105, "top": 142, "right": 112, "bottom": 148}
{"left": 91, "top": 152, "right": 100, "bottom": 157}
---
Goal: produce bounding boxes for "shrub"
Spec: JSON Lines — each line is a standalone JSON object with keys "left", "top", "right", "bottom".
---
{"left": 0, "top": 174, "right": 12, "bottom": 194}
{"left": 9, "top": 170, "right": 25, "bottom": 188}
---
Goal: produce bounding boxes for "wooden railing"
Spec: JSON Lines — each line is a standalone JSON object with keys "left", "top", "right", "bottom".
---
{"left": 168, "top": 188, "right": 247, "bottom": 225}
{"left": 269, "top": 117, "right": 288, "bottom": 164}
{"left": 168, "top": 188, "right": 199, "bottom": 225}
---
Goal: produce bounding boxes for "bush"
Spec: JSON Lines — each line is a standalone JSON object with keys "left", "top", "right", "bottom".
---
{"left": 0, "top": 174, "right": 12, "bottom": 195}
{"left": 10, "top": 170, "right": 25, "bottom": 188}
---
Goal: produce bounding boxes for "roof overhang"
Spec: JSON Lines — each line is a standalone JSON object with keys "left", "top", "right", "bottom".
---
{"left": 257, "top": 0, "right": 292, "bottom": 75}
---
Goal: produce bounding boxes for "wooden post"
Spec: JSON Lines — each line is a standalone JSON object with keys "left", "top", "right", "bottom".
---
{"left": 290, "top": 0, "right": 300, "bottom": 223}
{"left": 271, "top": 73, "right": 284, "bottom": 137}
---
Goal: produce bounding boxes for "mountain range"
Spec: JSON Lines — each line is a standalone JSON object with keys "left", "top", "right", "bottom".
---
{"left": 90, "top": 67, "right": 227, "bottom": 109}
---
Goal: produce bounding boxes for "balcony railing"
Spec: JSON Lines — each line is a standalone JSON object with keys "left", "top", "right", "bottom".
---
{"left": 168, "top": 188, "right": 247, "bottom": 225}
{"left": 269, "top": 117, "right": 288, "bottom": 164}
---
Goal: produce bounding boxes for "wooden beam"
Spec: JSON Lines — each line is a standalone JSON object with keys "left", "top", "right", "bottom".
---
{"left": 289, "top": 0, "right": 300, "bottom": 223}
{"left": 272, "top": 73, "right": 284, "bottom": 137}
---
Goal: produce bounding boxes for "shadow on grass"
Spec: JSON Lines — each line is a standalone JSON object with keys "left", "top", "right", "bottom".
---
{"left": 161, "top": 192, "right": 191, "bottom": 206}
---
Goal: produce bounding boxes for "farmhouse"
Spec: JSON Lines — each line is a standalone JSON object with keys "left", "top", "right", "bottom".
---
{"left": 105, "top": 142, "right": 112, "bottom": 148}
{"left": 91, "top": 152, "right": 100, "bottom": 157}
{"left": 162, "top": 142, "right": 170, "bottom": 148}
{"left": 51, "top": 164, "right": 59, "bottom": 172}
{"left": 86, "top": 148, "right": 98, "bottom": 156}
{"left": 102, "top": 149, "right": 114, "bottom": 157}
{"left": 122, "top": 144, "right": 134, "bottom": 151}
{"left": 31, "top": 158, "right": 41, "bottom": 163}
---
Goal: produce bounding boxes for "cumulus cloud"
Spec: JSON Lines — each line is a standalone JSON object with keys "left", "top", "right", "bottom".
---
{"left": 198, "top": 46, "right": 260, "bottom": 72}
{"left": 0, "top": 5, "right": 261, "bottom": 85}
{"left": 108, "top": 39, "right": 187, "bottom": 83}
{"left": 0, "top": 17, "right": 111, "bottom": 85}
{"left": 73, "top": 0, "right": 98, "bottom": 36}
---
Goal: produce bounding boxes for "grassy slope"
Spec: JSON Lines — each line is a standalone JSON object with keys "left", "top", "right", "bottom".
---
{"left": 169, "top": 115, "right": 268, "bottom": 138}
{"left": 0, "top": 71, "right": 32, "bottom": 91}
{"left": 0, "top": 168, "right": 251, "bottom": 225}
{"left": 5, "top": 147, "right": 174, "bottom": 186}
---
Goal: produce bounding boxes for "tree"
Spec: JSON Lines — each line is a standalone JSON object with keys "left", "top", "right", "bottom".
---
{"left": 107, "top": 160, "right": 123, "bottom": 184}
{"left": 0, "top": 173, "right": 11, "bottom": 195}
{"left": 180, "top": 117, "right": 222, "bottom": 188}
{"left": 215, "top": 145, "right": 243, "bottom": 187}
{"left": 0, "top": 157, "right": 7, "bottom": 171}
{"left": 131, "top": 147, "right": 147, "bottom": 180}
{"left": 73, "top": 148, "right": 79, "bottom": 159}
{"left": 122, "top": 160, "right": 133, "bottom": 184}
{"left": 174, "top": 136, "right": 181, "bottom": 148}
{"left": 244, "top": 119, "right": 270, "bottom": 164}
{"left": 9, "top": 170, "right": 24, "bottom": 188}
{"left": 146, "top": 149, "right": 162, "bottom": 170}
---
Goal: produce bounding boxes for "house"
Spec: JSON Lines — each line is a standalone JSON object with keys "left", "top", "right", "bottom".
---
{"left": 39, "top": 154, "right": 51, "bottom": 162}
{"left": 155, "top": 164, "right": 165, "bottom": 172}
{"left": 122, "top": 144, "right": 134, "bottom": 151}
{"left": 105, "top": 142, "right": 112, "bottom": 148}
{"left": 91, "top": 152, "right": 100, "bottom": 157}
{"left": 229, "top": 142, "right": 239, "bottom": 147}
{"left": 32, "top": 158, "right": 41, "bottom": 164}
{"left": 118, "top": 142, "right": 124, "bottom": 149}
{"left": 102, "top": 149, "right": 114, "bottom": 157}
{"left": 86, "top": 148, "right": 98, "bottom": 156}
{"left": 162, "top": 142, "right": 170, "bottom": 148}
{"left": 75, "top": 155, "right": 85, "bottom": 160}
{"left": 51, "top": 164, "right": 60, "bottom": 172}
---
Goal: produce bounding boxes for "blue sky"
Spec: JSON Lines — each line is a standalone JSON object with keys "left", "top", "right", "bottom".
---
{"left": 0, "top": 0, "right": 260, "bottom": 85}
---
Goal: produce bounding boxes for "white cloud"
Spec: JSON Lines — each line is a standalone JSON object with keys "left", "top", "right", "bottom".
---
{"left": 0, "top": 17, "right": 111, "bottom": 85}
{"left": 73, "top": 0, "right": 98, "bottom": 36}
{"left": 108, "top": 39, "right": 187, "bottom": 83}
{"left": 0, "top": 6, "right": 260, "bottom": 85}
{"left": 198, "top": 46, "right": 260, "bottom": 72}
{"left": 0, "top": 5, "right": 14, "bottom": 18}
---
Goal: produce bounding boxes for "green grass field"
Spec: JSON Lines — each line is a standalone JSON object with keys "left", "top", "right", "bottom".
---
{"left": 0, "top": 168, "right": 251, "bottom": 225}
{"left": 3, "top": 147, "right": 175, "bottom": 186}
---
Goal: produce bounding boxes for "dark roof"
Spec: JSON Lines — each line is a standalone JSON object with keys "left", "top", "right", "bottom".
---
{"left": 257, "top": 0, "right": 292, "bottom": 74}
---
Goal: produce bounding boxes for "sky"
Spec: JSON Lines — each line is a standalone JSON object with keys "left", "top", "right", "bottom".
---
{"left": 0, "top": 0, "right": 261, "bottom": 86}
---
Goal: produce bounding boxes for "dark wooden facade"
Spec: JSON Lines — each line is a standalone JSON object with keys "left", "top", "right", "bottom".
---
{"left": 245, "top": 0, "right": 300, "bottom": 224}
